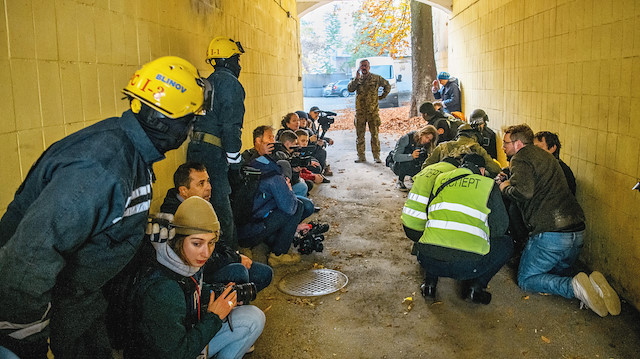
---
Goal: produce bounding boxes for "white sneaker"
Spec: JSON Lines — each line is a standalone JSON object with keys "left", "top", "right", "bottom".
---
{"left": 589, "top": 271, "right": 621, "bottom": 315}
{"left": 572, "top": 272, "right": 608, "bottom": 317}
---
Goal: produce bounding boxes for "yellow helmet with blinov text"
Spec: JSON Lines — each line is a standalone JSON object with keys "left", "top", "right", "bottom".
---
{"left": 123, "top": 56, "right": 210, "bottom": 119}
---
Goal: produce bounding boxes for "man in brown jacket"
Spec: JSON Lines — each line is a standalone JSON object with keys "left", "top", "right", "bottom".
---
{"left": 498, "top": 124, "right": 620, "bottom": 317}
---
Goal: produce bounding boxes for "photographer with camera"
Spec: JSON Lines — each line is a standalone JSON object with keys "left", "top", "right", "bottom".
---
{"left": 388, "top": 125, "right": 438, "bottom": 191}
{"left": 238, "top": 126, "right": 313, "bottom": 266}
{"left": 160, "top": 162, "right": 273, "bottom": 293}
{"left": 295, "top": 130, "right": 326, "bottom": 177}
{"left": 296, "top": 108, "right": 335, "bottom": 176}
{"left": 125, "top": 196, "right": 265, "bottom": 359}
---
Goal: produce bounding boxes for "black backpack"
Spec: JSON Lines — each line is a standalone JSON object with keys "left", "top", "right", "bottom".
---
{"left": 103, "top": 241, "right": 156, "bottom": 350}
{"left": 229, "top": 166, "right": 262, "bottom": 226}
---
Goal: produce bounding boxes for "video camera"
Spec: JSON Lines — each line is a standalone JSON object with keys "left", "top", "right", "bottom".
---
{"left": 293, "top": 221, "right": 330, "bottom": 255}
{"left": 317, "top": 110, "right": 337, "bottom": 138}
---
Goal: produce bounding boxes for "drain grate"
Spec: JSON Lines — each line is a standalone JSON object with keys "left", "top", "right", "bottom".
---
{"left": 278, "top": 269, "right": 348, "bottom": 297}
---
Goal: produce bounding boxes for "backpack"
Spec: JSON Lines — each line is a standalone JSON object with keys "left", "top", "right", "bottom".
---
{"left": 103, "top": 241, "right": 156, "bottom": 350}
{"left": 385, "top": 150, "right": 395, "bottom": 169}
{"left": 229, "top": 166, "right": 262, "bottom": 226}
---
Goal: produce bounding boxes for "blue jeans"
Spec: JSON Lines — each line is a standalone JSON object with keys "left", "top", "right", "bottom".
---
{"left": 517, "top": 230, "right": 584, "bottom": 298}
{"left": 208, "top": 262, "right": 274, "bottom": 292}
{"left": 417, "top": 235, "right": 513, "bottom": 288}
{"left": 297, "top": 195, "right": 314, "bottom": 220}
{"left": 207, "top": 305, "right": 265, "bottom": 359}
{"left": 260, "top": 200, "right": 305, "bottom": 255}
{"left": 292, "top": 181, "right": 308, "bottom": 197}
{"left": 0, "top": 346, "right": 20, "bottom": 359}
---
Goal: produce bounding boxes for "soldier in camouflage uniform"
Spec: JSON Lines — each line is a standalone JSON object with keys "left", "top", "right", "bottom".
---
{"left": 422, "top": 124, "right": 501, "bottom": 177}
{"left": 348, "top": 59, "right": 391, "bottom": 163}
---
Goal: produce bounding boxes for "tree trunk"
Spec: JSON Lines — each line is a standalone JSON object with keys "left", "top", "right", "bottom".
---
{"left": 410, "top": 1, "right": 437, "bottom": 118}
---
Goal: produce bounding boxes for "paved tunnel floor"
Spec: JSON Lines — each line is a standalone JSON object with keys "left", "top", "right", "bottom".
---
{"left": 246, "top": 129, "right": 640, "bottom": 359}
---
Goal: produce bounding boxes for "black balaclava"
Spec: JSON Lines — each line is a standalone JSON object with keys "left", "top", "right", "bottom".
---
{"left": 135, "top": 103, "right": 195, "bottom": 154}
{"left": 214, "top": 54, "right": 241, "bottom": 78}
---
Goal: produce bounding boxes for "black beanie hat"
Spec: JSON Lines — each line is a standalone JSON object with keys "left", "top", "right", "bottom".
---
{"left": 419, "top": 102, "right": 438, "bottom": 117}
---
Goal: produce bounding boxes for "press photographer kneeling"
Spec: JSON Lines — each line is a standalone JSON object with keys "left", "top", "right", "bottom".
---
{"left": 387, "top": 125, "right": 438, "bottom": 191}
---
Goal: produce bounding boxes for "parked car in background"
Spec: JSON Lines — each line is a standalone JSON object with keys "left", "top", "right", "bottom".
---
{"left": 322, "top": 79, "right": 354, "bottom": 97}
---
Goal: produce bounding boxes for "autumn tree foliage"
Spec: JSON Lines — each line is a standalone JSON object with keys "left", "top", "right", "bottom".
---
{"left": 356, "top": 0, "right": 411, "bottom": 58}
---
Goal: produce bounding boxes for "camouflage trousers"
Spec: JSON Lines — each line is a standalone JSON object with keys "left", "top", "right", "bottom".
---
{"left": 355, "top": 115, "right": 380, "bottom": 160}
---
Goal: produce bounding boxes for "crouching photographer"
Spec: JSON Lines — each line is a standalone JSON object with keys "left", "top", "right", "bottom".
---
{"left": 273, "top": 130, "right": 328, "bottom": 195}
{"left": 387, "top": 125, "right": 438, "bottom": 191}
{"left": 304, "top": 107, "right": 337, "bottom": 176}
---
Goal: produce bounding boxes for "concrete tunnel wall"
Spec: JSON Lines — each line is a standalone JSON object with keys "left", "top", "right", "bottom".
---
{"left": 0, "top": 0, "right": 303, "bottom": 215}
{"left": 447, "top": 0, "right": 640, "bottom": 311}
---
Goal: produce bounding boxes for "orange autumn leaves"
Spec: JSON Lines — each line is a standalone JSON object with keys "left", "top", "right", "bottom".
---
{"left": 356, "top": 0, "right": 411, "bottom": 59}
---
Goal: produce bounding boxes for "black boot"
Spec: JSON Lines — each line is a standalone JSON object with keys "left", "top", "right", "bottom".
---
{"left": 420, "top": 277, "right": 438, "bottom": 299}
{"left": 462, "top": 284, "right": 492, "bottom": 305}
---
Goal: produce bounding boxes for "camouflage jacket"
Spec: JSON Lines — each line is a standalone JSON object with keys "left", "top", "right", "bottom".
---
{"left": 421, "top": 136, "right": 501, "bottom": 177}
{"left": 348, "top": 73, "right": 391, "bottom": 120}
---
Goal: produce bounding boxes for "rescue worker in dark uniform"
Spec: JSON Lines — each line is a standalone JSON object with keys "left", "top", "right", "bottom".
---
{"left": 0, "top": 56, "right": 209, "bottom": 359}
{"left": 188, "top": 36, "right": 246, "bottom": 250}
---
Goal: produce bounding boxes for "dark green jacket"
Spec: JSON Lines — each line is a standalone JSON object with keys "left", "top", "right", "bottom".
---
{"left": 125, "top": 265, "right": 222, "bottom": 359}
{"left": 502, "top": 145, "right": 585, "bottom": 235}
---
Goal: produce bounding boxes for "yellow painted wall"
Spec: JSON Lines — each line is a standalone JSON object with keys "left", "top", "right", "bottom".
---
{"left": 0, "top": 0, "right": 303, "bottom": 214}
{"left": 448, "top": 0, "right": 640, "bottom": 310}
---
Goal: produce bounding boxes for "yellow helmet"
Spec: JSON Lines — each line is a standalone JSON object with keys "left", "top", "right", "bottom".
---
{"left": 206, "top": 36, "right": 245, "bottom": 62}
{"left": 123, "top": 56, "right": 209, "bottom": 119}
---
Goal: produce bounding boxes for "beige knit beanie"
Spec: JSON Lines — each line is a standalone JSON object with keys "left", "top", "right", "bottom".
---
{"left": 173, "top": 196, "right": 220, "bottom": 236}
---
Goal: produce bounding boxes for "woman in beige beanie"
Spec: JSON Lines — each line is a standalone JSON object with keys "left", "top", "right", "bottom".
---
{"left": 126, "top": 196, "right": 265, "bottom": 359}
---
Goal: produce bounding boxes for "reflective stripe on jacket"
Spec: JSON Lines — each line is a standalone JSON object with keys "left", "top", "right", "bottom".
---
{"left": 419, "top": 168, "right": 494, "bottom": 255}
{"left": 401, "top": 162, "right": 457, "bottom": 231}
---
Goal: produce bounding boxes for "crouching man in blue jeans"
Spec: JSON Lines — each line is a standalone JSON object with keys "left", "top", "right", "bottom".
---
{"left": 499, "top": 124, "right": 620, "bottom": 317}
{"left": 239, "top": 125, "right": 310, "bottom": 266}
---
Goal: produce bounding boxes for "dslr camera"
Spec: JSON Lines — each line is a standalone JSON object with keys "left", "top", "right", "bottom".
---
{"left": 272, "top": 142, "right": 315, "bottom": 168}
{"left": 209, "top": 282, "right": 257, "bottom": 304}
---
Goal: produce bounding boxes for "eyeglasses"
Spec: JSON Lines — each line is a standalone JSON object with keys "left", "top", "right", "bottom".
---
{"left": 503, "top": 140, "right": 513, "bottom": 145}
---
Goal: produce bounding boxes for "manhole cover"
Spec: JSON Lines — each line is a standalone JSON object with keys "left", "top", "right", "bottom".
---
{"left": 278, "top": 269, "right": 348, "bottom": 297}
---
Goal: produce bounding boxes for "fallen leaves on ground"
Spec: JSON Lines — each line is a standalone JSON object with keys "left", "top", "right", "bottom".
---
{"left": 541, "top": 335, "right": 551, "bottom": 343}
{"left": 312, "top": 263, "right": 325, "bottom": 269}
{"left": 332, "top": 106, "right": 424, "bottom": 138}
{"left": 287, "top": 298, "right": 316, "bottom": 307}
